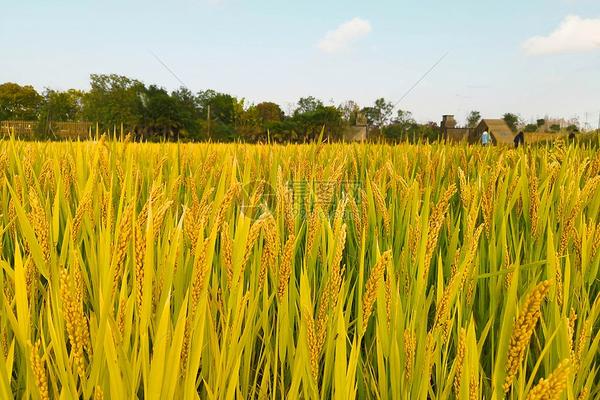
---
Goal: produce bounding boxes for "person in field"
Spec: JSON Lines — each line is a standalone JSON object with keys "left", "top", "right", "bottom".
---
{"left": 514, "top": 131, "right": 524, "bottom": 148}
{"left": 481, "top": 129, "right": 490, "bottom": 146}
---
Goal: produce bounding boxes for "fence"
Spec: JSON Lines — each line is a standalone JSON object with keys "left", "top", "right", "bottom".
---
{"left": 0, "top": 120, "right": 36, "bottom": 138}
{"left": 0, "top": 120, "right": 93, "bottom": 139}
{"left": 48, "top": 121, "right": 93, "bottom": 139}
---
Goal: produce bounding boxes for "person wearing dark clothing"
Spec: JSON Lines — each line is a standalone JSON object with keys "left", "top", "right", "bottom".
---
{"left": 514, "top": 131, "right": 524, "bottom": 148}
{"left": 568, "top": 132, "right": 576, "bottom": 141}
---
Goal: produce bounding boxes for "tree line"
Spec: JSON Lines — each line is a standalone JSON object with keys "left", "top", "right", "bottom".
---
{"left": 0, "top": 74, "right": 441, "bottom": 142}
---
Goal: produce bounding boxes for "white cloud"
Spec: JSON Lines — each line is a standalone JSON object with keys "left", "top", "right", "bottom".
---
{"left": 317, "top": 17, "right": 372, "bottom": 53}
{"left": 523, "top": 15, "right": 600, "bottom": 55}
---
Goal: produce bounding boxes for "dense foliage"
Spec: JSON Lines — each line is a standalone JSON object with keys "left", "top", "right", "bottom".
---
{"left": 0, "top": 77, "right": 442, "bottom": 143}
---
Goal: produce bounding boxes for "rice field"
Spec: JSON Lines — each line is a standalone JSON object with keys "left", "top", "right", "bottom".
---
{"left": 0, "top": 137, "right": 598, "bottom": 399}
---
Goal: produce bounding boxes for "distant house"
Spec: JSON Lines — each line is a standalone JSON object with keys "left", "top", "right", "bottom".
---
{"left": 539, "top": 118, "right": 576, "bottom": 132}
{"left": 343, "top": 112, "right": 368, "bottom": 142}
{"left": 440, "top": 114, "right": 566, "bottom": 145}
{"left": 471, "top": 119, "right": 514, "bottom": 145}
{"left": 440, "top": 115, "right": 469, "bottom": 142}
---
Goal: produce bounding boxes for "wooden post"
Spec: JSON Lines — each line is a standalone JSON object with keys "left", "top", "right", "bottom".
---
{"left": 207, "top": 104, "right": 211, "bottom": 139}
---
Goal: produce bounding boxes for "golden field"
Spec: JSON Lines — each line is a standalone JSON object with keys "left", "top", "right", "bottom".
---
{"left": 0, "top": 137, "right": 598, "bottom": 399}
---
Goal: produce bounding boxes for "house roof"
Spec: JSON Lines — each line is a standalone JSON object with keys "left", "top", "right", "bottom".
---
{"left": 478, "top": 119, "right": 514, "bottom": 144}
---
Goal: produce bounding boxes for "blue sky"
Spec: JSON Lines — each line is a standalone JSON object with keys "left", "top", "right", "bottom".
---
{"left": 2, "top": 0, "right": 600, "bottom": 125}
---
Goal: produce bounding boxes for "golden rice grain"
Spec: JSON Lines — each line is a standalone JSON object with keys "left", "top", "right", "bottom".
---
{"left": 371, "top": 182, "right": 390, "bottom": 236}
{"left": 504, "top": 280, "right": 552, "bottom": 393}
{"left": 454, "top": 328, "right": 466, "bottom": 397}
{"left": 277, "top": 234, "right": 296, "bottom": 299}
{"left": 529, "top": 164, "right": 540, "bottom": 240}
{"left": 112, "top": 203, "right": 133, "bottom": 294}
{"left": 60, "top": 268, "right": 88, "bottom": 378}
{"left": 424, "top": 184, "right": 456, "bottom": 279}
{"left": 362, "top": 250, "right": 392, "bottom": 333}
{"left": 221, "top": 222, "right": 234, "bottom": 288}
{"left": 305, "top": 309, "right": 319, "bottom": 382}
{"left": 29, "top": 189, "right": 51, "bottom": 264}
{"left": 526, "top": 359, "right": 570, "bottom": 400}
{"left": 29, "top": 340, "right": 49, "bottom": 400}
{"left": 134, "top": 223, "right": 146, "bottom": 316}
{"left": 403, "top": 329, "right": 416, "bottom": 382}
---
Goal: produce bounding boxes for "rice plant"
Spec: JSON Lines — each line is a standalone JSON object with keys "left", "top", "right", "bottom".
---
{"left": 0, "top": 137, "right": 598, "bottom": 399}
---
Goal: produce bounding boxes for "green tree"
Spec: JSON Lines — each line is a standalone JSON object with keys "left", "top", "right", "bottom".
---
{"left": 237, "top": 102, "right": 287, "bottom": 142}
{"left": 39, "top": 89, "right": 83, "bottom": 122}
{"left": 171, "top": 87, "right": 201, "bottom": 138}
{"left": 466, "top": 110, "right": 481, "bottom": 128}
{"left": 195, "top": 90, "right": 238, "bottom": 140}
{"left": 197, "top": 90, "right": 236, "bottom": 125}
{"left": 294, "top": 96, "right": 323, "bottom": 116}
{"left": 536, "top": 118, "right": 545, "bottom": 128}
{"left": 394, "top": 109, "right": 415, "bottom": 125}
{"left": 82, "top": 74, "right": 145, "bottom": 131}
{"left": 385, "top": 110, "right": 416, "bottom": 141}
{"left": 503, "top": 113, "right": 521, "bottom": 132}
{"left": 419, "top": 122, "right": 442, "bottom": 142}
{"left": 255, "top": 102, "right": 284, "bottom": 123}
{"left": 292, "top": 97, "right": 344, "bottom": 141}
{"left": 362, "top": 98, "right": 393, "bottom": 128}
{"left": 550, "top": 124, "right": 561, "bottom": 133}
{"left": 233, "top": 98, "right": 247, "bottom": 129}
{"left": 385, "top": 110, "right": 422, "bottom": 141}
{"left": 338, "top": 100, "right": 360, "bottom": 125}
{"left": 139, "top": 85, "right": 183, "bottom": 140}
{"left": 0, "top": 82, "right": 42, "bottom": 120}
{"left": 315, "top": 105, "right": 344, "bottom": 139}
{"left": 566, "top": 124, "right": 579, "bottom": 133}
{"left": 384, "top": 119, "right": 441, "bottom": 143}
{"left": 37, "top": 89, "right": 84, "bottom": 137}
{"left": 524, "top": 123, "right": 538, "bottom": 133}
